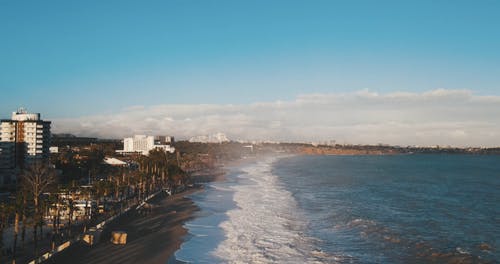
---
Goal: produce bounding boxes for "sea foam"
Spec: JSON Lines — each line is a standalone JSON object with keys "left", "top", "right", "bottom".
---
{"left": 213, "top": 157, "right": 331, "bottom": 264}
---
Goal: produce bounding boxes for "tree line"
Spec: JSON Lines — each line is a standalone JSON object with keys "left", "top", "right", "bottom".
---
{"left": 0, "top": 147, "right": 189, "bottom": 264}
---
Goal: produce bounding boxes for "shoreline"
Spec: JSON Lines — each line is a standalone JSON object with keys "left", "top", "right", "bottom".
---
{"left": 44, "top": 154, "right": 498, "bottom": 263}
{"left": 168, "top": 164, "right": 233, "bottom": 263}
{"left": 47, "top": 157, "right": 261, "bottom": 264}
{"left": 169, "top": 155, "right": 281, "bottom": 263}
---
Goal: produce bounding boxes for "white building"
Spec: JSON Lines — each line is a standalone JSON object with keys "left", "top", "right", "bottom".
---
{"left": 120, "top": 135, "right": 175, "bottom": 155}
{"left": 189, "top": 132, "right": 230, "bottom": 143}
{"left": 103, "top": 157, "right": 127, "bottom": 166}
{"left": 49, "top": 146, "right": 59, "bottom": 153}
{"left": 0, "top": 108, "right": 51, "bottom": 185}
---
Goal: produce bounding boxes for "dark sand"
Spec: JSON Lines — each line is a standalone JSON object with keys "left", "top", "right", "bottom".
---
{"left": 45, "top": 190, "right": 200, "bottom": 264}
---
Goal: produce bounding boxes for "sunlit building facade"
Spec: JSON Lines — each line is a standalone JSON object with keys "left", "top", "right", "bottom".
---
{"left": 121, "top": 135, "right": 175, "bottom": 155}
{"left": 0, "top": 109, "right": 51, "bottom": 185}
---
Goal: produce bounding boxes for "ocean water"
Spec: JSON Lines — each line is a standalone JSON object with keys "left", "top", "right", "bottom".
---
{"left": 174, "top": 155, "right": 500, "bottom": 263}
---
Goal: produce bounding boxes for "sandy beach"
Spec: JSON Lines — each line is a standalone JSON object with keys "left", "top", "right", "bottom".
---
{"left": 45, "top": 189, "right": 200, "bottom": 264}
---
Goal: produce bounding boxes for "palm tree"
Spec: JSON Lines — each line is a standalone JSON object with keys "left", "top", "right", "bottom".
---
{"left": 20, "top": 188, "right": 28, "bottom": 249}
{"left": 66, "top": 197, "right": 74, "bottom": 238}
{"left": 47, "top": 192, "right": 62, "bottom": 250}
{"left": 0, "top": 201, "right": 12, "bottom": 264}
{"left": 11, "top": 188, "right": 26, "bottom": 264}
{"left": 80, "top": 186, "right": 93, "bottom": 233}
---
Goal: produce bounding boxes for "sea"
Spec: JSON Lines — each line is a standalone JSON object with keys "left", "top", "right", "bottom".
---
{"left": 172, "top": 154, "right": 500, "bottom": 263}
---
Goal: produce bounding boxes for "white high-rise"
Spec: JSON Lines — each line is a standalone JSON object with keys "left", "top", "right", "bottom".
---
{"left": 0, "top": 109, "right": 51, "bottom": 185}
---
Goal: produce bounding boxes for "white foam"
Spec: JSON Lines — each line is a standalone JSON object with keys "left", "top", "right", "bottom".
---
{"left": 209, "top": 184, "right": 233, "bottom": 192}
{"left": 185, "top": 223, "right": 217, "bottom": 229}
{"left": 456, "top": 247, "right": 470, "bottom": 255}
{"left": 213, "top": 157, "right": 333, "bottom": 263}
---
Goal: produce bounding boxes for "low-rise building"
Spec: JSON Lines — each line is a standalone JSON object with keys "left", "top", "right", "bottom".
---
{"left": 103, "top": 157, "right": 127, "bottom": 166}
{"left": 118, "top": 135, "right": 175, "bottom": 155}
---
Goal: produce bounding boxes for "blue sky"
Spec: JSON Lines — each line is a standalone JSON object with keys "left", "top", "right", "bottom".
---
{"left": 1, "top": 1, "right": 500, "bottom": 145}
{"left": 1, "top": 0, "right": 499, "bottom": 118}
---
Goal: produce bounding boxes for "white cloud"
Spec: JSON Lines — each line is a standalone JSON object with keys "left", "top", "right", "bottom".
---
{"left": 51, "top": 89, "right": 500, "bottom": 147}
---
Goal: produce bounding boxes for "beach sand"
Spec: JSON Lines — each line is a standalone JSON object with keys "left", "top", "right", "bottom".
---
{"left": 45, "top": 189, "right": 200, "bottom": 264}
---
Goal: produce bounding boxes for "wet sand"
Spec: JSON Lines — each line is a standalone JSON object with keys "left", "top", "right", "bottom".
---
{"left": 45, "top": 189, "right": 200, "bottom": 264}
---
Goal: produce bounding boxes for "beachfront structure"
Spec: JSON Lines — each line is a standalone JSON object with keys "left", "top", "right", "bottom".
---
{"left": 119, "top": 135, "right": 175, "bottom": 155}
{"left": 103, "top": 157, "right": 128, "bottom": 166}
{"left": 0, "top": 108, "right": 51, "bottom": 186}
{"left": 45, "top": 190, "right": 97, "bottom": 222}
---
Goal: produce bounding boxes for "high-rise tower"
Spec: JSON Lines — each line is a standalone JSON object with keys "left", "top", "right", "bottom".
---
{"left": 0, "top": 108, "right": 51, "bottom": 185}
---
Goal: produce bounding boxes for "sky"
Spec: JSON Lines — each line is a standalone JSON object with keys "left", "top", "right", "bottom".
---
{"left": 1, "top": 1, "right": 500, "bottom": 146}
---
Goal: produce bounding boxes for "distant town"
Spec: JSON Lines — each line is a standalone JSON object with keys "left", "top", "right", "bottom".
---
{"left": 0, "top": 108, "right": 499, "bottom": 263}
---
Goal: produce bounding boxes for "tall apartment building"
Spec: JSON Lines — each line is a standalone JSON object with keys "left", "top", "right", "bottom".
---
{"left": 121, "top": 135, "right": 175, "bottom": 155}
{"left": 0, "top": 109, "right": 51, "bottom": 185}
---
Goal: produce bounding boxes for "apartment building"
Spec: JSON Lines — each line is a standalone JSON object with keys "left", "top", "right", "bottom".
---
{"left": 0, "top": 109, "right": 51, "bottom": 185}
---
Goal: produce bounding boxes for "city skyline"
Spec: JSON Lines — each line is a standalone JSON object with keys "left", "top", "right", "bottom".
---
{"left": 49, "top": 89, "right": 500, "bottom": 147}
{"left": 1, "top": 1, "right": 500, "bottom": 146}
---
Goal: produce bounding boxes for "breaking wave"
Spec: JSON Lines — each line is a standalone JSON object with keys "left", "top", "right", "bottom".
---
{"left": 214, "top": 157, "right": 336, "bottom": 263}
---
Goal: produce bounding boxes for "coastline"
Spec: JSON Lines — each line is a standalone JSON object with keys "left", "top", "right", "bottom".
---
{"left": 168, "top": 162, "right": 235, "bottom": 263}
{"left": 32, "top": 154, "right": 499, "bottom": 263}
{"left": 48, "top": 156, "right": 273, "bottom": 264}
{"left": 46, "top": 189, "right": 201, "bottom": 264}
{"left": 171, "top": 154, "right": 289, "bottom": 263}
